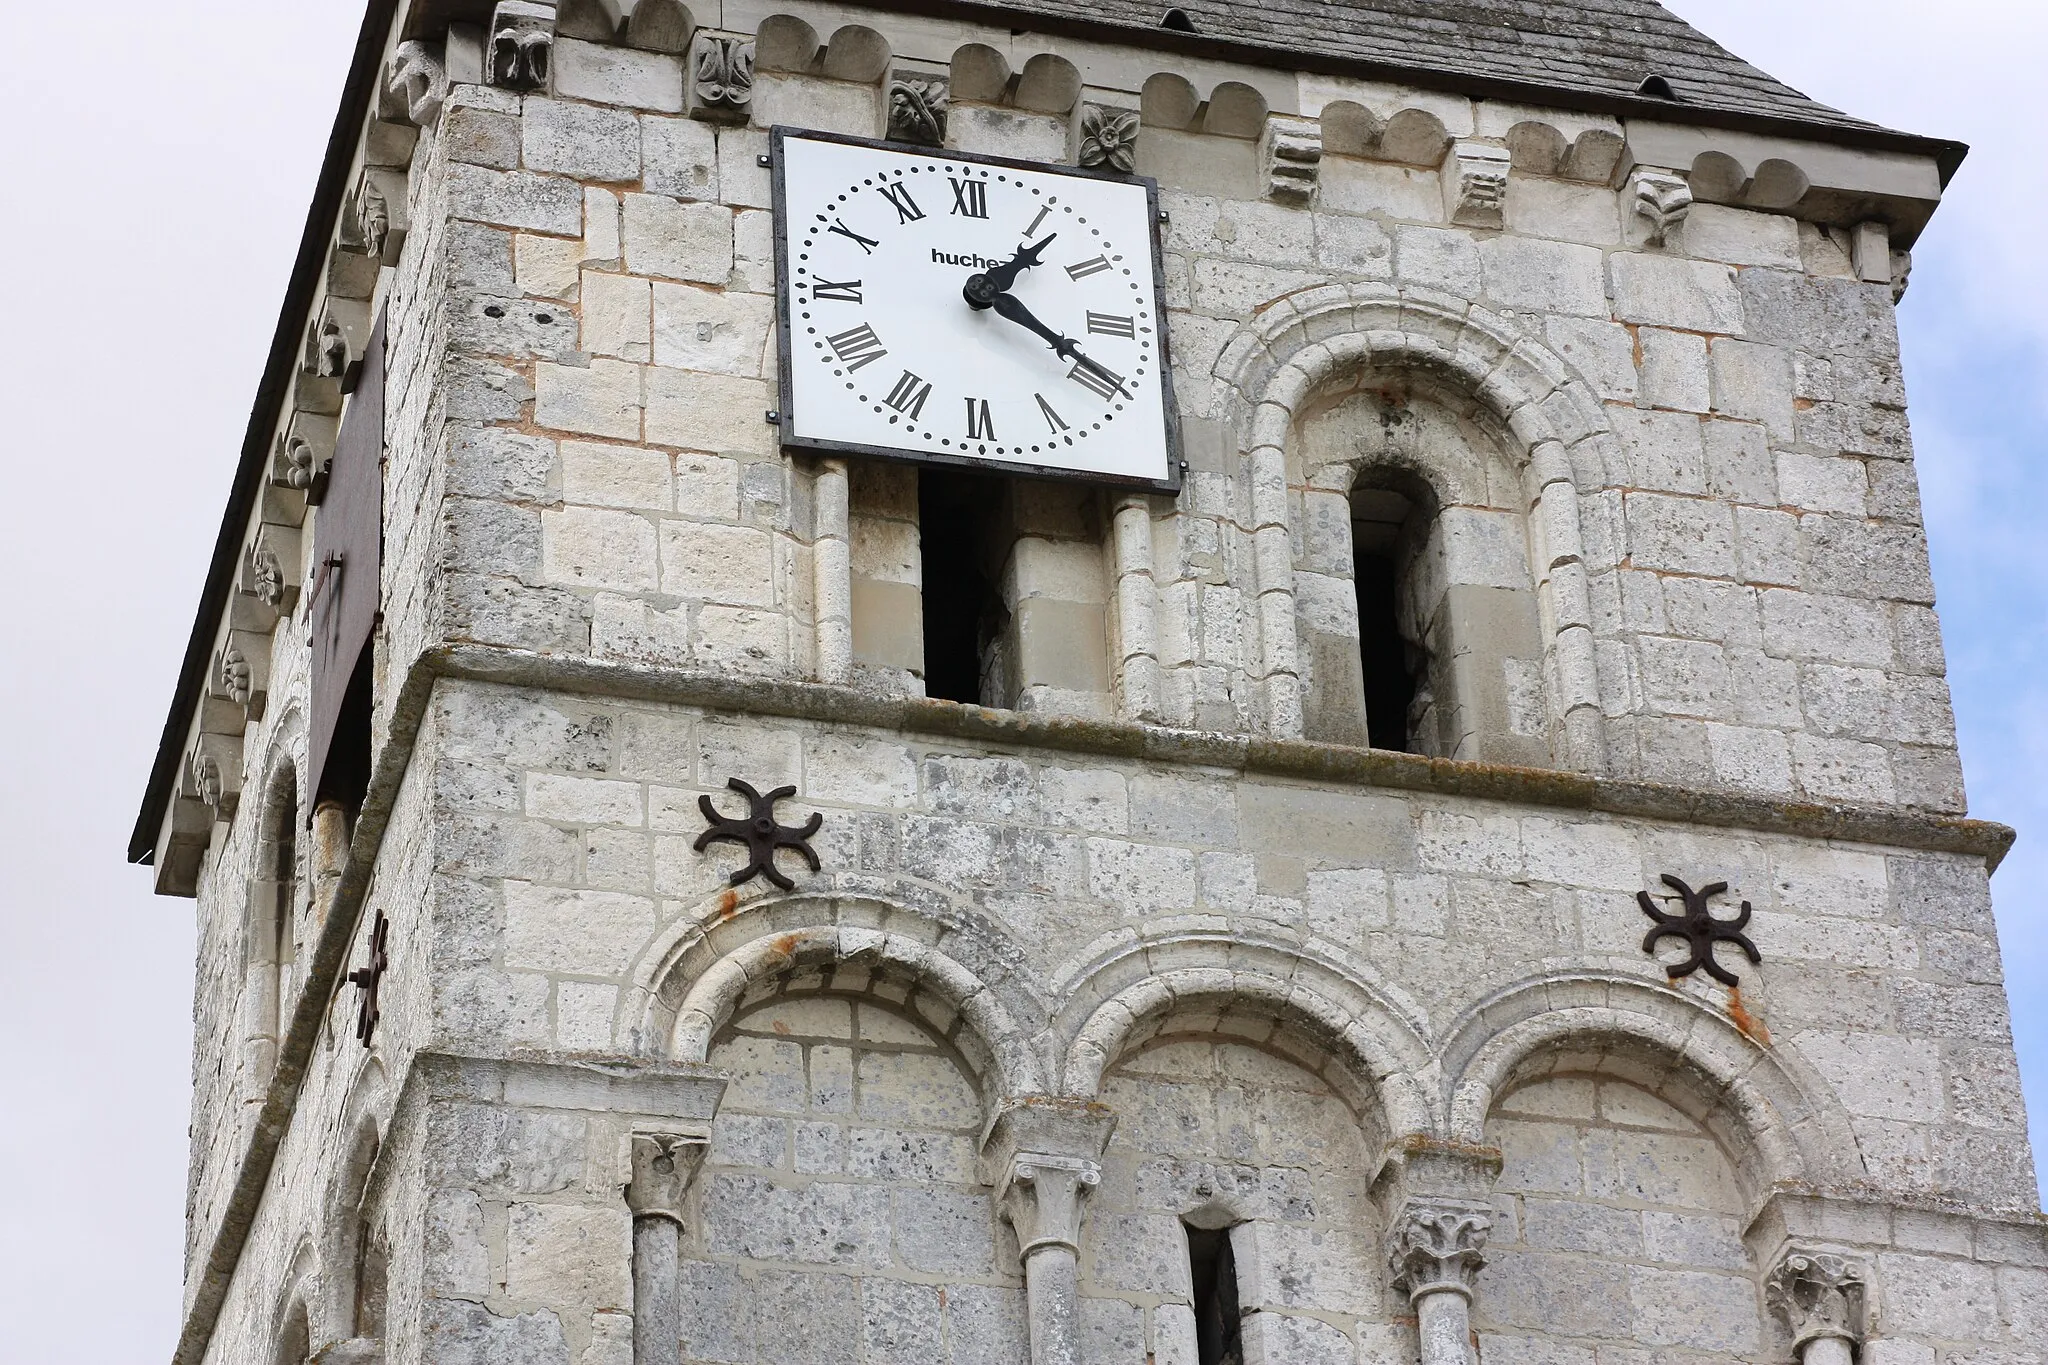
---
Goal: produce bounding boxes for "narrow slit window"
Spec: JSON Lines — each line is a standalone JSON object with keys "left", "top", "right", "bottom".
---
{"left": 916, "top": 469, "right": 1008, "bottom": 705}
{"left": 1186, "top": 1224, "right": 1244, "bottom": 1365}
{"left": 1352, "top": 487, "right": 1423, "bottom": 753}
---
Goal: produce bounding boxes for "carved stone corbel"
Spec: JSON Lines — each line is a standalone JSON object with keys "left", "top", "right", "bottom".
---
{"left": 489, "top": 0, "right": 557, "bottom": 91}
{"left": 1443, "top": 141, "right": 1511, "bottom": 228}
{"left": 246, "top": 525, "right": 304, "bottom": 615}
{"left": 214, "top": 630, "right": 272, "bottom": 720}
{"left": 1767, "top": 1250, "right": 1867, "bottom": 1365}
{"left": 625, "top": 1132, "right": 711, "bottom": 1365}
{"left": 1388, "top": 1199, "right": 1492, "bottom": 1365}
{"left": 688, "top": 30, "right": 753, "bottom": 122}
{"left": 1890, "top": 248, "right": 1913, "bottom": 303}
{"left": 387, "top": 41, "right": 448, "bottom": 128}
{"left": 1630, "top": 168, "right": 1693, "bottom": 248}
{"left": 888, "top": 74, "right": 948, "bottom": 146}
{"left": 1076, "top": 104, "right": 1139, "bottom": 174}
{"left": 349, "top": 166, "right": 410, "bottom": 267}
{"left": 1261, "top": 113, "right": 1322, "bottom": 205}
{"left": 188, "top": 732, "right": 244, "bottom": 821}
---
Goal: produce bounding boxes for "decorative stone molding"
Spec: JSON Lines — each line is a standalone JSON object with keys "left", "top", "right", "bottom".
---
{"left": 981, "top": 1099, "right": 1117, "bottom": 1365}
{"left": 1630, "top": 168, "right": 1693, "bottom": 247}
{"left": 998, "top": 1153, "right": 1100, "bottom": 1254}
{"left": 888, "top": 74, "right": 947, "bottom": 146}
{"left": 385, "top": 41, "right": 447, "bottom": 128}
{"left": 308, "top": 298, "right": 372, "bottom": 388}
{"left": 1076, "top": 104, "right": 1139, "bottom": 174}
{"left": 1891, "top": 248, "right": 1913, "bottom": 302}
{"left": 214, "top": 631, "right": 271, "bottom": 720}
{"left": 1444, "top": 141, "right": 1511, "bottom": 228}
{"left": 1387, "top": 1200, "right": 1492, "bottom": 1301}
{"left": 1767, "top": 1250, "right": 1867, "bottom": 1350}
{"left": 1261, "top": 113, "right": 1322, "bottom": 205}
{"left": 488, "top": 0, "right": 557, "bottom": 91}
{"left": 688, "top": 31, "right": 753, "bottom": 122}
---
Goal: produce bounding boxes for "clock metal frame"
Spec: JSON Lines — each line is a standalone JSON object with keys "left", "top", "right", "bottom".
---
{"left": 769, "top": 125, "right": 1184, "bottom": 495}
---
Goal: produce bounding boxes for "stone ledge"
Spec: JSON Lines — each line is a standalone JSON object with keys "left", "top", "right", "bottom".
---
{"left": 429, "top": 642, "right": 2015, "bottom": 868}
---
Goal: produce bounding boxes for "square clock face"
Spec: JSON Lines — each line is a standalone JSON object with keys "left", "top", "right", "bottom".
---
{"left": 771, "top": 127, "right": 1181, "bottom": 492}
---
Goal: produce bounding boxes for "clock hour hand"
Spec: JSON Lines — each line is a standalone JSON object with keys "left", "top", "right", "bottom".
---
{"left": 962, "top": 235, "right": 1056, "bottom": 309}
{"left": 987, "top": 292, "right": 1133, "bottom": 400}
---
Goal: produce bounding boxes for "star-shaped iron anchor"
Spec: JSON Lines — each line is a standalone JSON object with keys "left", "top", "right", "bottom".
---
{"left": 1638, "top": 875, "right": 1761, "bottom": 986}
{"left": 694, "top": 779, "right": 823, "bottom": 891}
{"left": 346, "top": 910, "right": 390, "bottom": 1047}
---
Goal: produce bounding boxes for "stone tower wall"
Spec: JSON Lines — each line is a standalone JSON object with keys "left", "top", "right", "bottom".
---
{"left": 160, "top": 6, "right": 2043, "bottom": 1365}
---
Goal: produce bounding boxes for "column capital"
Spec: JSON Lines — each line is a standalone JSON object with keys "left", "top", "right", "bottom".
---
{"left": 625, "top": 1132, "right": 711, "bottom": 1226}
{"left": 1766, "top": 1249, "right": 1868, "bottom": 1348}
{"left": 980, "top": 1097, "right": 1117, "bottom": 1259}
{"left": 1387, "top": 1198, "right": 1493, "bottom": 1304}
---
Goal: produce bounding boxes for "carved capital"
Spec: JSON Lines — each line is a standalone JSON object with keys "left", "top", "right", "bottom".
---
{"left": 1767, "top": 1250, "right": 1867, "bottom": 1348}
{"left": 1388, "top": 1199, "right": 1492, "bottom": 1303}
{"left": 888, "top": 75, "right": 948, "bottom": 147}
{"left": 625, "top": 1133, "right": 710, "bottom": 1225}
{"left": 1630, "top": 168, "right": 1693, "bottom": 248}
{"left": 688, "top": 31, "right": 754, "bottom": 122}
{"left": 490, "top": 0, "right": 557, "bottom": 91}
{"left": 1076, "top": 104, "right": 1139, "bottom": 174}
{"left": 998, "top": 1154, "right": 1100, "bottom": 1257}
{"left": 1443, "top": 142, "right": 1511, "bottom": 229}
{"left": 1261, "top": 114, "right": 1322, "bottom": 205}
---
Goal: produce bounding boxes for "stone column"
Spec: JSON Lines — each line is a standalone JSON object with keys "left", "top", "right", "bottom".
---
{"left": 981, "top": 1099, "right": 1119, "bottom": 1365}
{"left": 813, "top": 457, "right": 853, "bottom": 685}
{"left": 1111, "top": 495, "right": 1159, "bottom": 723}
{"left": 624, "top": 1133, "right": 710, "bottom": 1365}
{"left": 1387, "top": 1200, "right": 1491, "bottom": 1365}
{"left": 1767, "top": 1250, "right": 1867, "bottom": 1365}
{"left": 310, "top": 800, "right": 351, "bottom": 935}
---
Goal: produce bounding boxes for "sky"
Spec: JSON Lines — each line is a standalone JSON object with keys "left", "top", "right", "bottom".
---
{"left": 0, "top": 2, "right": 2039, "bottom": 1358}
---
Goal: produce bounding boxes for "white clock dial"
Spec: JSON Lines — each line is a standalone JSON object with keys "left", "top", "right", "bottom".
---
{"left": 772, "top": 129, "right": 1179, "bottom": 490}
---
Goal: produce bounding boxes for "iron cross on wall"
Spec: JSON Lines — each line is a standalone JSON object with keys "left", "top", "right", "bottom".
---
{"left": 347, "top": 910, "right": 389, "bottom": 1046}
{"left": 1638, "top": 875, "right": 1762, "bottom": 986}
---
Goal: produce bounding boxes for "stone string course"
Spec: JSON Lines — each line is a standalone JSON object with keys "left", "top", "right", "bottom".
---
{"left": 158, "top": 6, "right": 2039, "bottom": 1365}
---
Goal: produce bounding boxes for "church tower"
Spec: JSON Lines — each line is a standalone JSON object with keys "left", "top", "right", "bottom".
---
{"left": 133, "top": 2, "right": 2043, "bottom": 1362}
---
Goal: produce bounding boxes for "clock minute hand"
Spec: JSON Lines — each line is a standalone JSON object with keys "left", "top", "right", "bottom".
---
{"left": 987, "top": 290, "right": 1077, "bottom": 358}
{"left": 988, "top": 293, "right": 1134, "bottom": 400}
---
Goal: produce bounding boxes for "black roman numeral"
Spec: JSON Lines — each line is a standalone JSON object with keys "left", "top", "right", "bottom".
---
{"left": 878, "top": 183, "right": 924, "bottom": 223}
{"left": 883, "top": 370, "right": 932, "bottom": 420}
{"left": 950, "top": 177, "right": 989, "bottom": 218}
{"left": 1086, "top": 312, "right": 1135, "bottom": 338}
{"left": 965, "top": 397, "right": 996, "bottom": 441}
{"left": 827, "top": 218, "right": 879, "bottom": 253}
{"left": 1035, "top": 393, "right": 1069, "bottom": 433}
{"left": 1023, "top": 206, "right": 1051, "bottom": 239}
{"left": 812, "top": 278, "right": 863, "bottom": 303}
{"left": 1068, "top": 358, "right": 1127, "bottom": 400}
{"left": 826, "top": 323, "right": 888, "bottom": 371}
{"left": 1066, "top": 256, "right": 1112, "bottom": 281}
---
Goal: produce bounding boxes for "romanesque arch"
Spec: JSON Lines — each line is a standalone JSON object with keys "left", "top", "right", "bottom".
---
{"left": 1440, "top": 972, "right": 1868, "bottom": 1201}
{"left": 1210, "top": 282, "right": 1619, "bottom": 771}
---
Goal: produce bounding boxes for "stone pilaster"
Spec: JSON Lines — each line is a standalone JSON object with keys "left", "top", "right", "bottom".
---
{"left": 982, "top": 1099, "right": 1118, "bottom": 1365}
{"left": 1767, "top": 1250, "right": 1867, "bottom": 1365}
{"left": 625, "top": 1132, "right": 711, "bottom": 1365}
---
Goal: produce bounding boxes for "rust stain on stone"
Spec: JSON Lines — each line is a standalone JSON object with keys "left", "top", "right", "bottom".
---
{"left": 1725, "top": 984, "right": 1772, "bottom": 1046}
{"left": 716, "top": 888, "right": 739, "bottom": 921}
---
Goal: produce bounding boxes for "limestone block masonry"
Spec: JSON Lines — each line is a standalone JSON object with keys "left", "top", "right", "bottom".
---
{"left": 132, "top": 3, "right": 2043, "bottom": 1365}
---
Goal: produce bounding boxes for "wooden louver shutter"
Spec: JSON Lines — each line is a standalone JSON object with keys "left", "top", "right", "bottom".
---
{"left": 307, "top": 305, "right": 386, "bottom": 809}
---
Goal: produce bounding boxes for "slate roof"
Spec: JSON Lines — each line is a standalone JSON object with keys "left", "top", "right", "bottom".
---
{"left": 975, "top": 0, "right": 1894, "bottom": 138}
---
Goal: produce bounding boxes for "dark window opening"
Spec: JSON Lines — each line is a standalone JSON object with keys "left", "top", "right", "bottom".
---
{"left": 1186, "top": 1224, "right": 1244, "bottom": 1365}
{"left": 1355, "top": 550, "right": 1413, "bottom": 752}
{"left": 1352, "top": 486, "right": 1425, "bottom": 754}
{"left": 316, "top": 648, "right": 376, "bottom": 815}
{"left": 917, "top": 468, "right": 1009, "bottom": 706}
